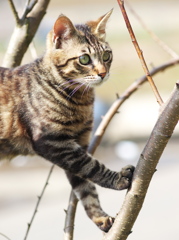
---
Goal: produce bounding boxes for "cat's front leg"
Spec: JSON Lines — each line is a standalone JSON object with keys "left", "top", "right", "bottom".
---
{"left": 33, "top": 135, "right": 135, "bottom": 190}
{"left": 66, "top": 171, "right": 114, "bottom": 232}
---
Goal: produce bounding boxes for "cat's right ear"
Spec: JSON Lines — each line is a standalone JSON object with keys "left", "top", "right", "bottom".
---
{"left": 53, "top": 15, "right": 76, "bottom": 48}
{"left": 87, "top": 9, "right": 113, "bottom": 41}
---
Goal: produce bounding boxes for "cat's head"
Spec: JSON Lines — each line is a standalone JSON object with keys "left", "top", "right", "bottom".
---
{"left": 46, "top": 10, "right": 113, "bottom": 88}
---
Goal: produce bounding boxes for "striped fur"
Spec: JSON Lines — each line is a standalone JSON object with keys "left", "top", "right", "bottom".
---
{"left": 0, "top": 11, "right": 134, "bottom": 232}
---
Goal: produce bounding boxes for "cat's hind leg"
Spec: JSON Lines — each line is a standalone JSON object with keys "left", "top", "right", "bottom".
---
{"left": 66, "top": 171, "right": 114, "bottom": 232}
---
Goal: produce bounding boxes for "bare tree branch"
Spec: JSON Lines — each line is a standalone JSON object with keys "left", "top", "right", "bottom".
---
{"left": 117, "top": 0, "right": 163, "bottom": 105}
{"left": 103, "top": 82, "right": 179, "bottom": 240}
{"left": 3, "top": 0, "right": 50, "bottom": 68}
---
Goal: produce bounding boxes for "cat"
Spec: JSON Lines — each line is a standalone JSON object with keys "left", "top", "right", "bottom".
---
{"left": 0, "top": 10, "right": 134, "bottom": 232}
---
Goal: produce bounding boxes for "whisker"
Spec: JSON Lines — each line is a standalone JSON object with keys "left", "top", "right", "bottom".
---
{"left": 56, "top": 78, "right": 94, "bottom": 99}
{"left": 81, "top": 83, "right": 91, "bottom": 98}
{"left": 60, "top": 80, "right": 75, "bottom": 87}
{"left": 67, "top": 82, "right": 85, "bottom": 99}
{"left": 58, "top": 80, "right": 79, "bottom": 92}
{"left": 63, "top": 81, "right": 78, "bottom": 91}
{"left": 56, "top": 80, "right": 72, "bottom": 87}
{"left": 60, "top": 78, "right": 84, "bottom": 88}
{"left": 81, "top": 85, "right": 88, "bottom": 98}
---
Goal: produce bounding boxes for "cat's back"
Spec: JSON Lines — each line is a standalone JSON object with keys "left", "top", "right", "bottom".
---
{"left": 0, "top": 65, "right": 27, "bottom": 94}
{"left": 0, "top": 65, "right": 27, "bottom": 111}
{"left": 0, "top": 66, "right": 13, "bottom": 92}
{"left": 0, "top": 65, "right": 35, "bottom": 159}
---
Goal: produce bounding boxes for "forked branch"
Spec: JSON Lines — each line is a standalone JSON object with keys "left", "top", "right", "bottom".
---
{"left": 3, "top": 0, "right": 50, "bottom": 68}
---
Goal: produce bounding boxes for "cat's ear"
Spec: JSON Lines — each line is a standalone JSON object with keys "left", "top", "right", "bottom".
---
{"left": 53, "top": 14, "right": 76, "bottom": 48}
{"left": 87, "top": 9, "right": 113, "bottom": 41}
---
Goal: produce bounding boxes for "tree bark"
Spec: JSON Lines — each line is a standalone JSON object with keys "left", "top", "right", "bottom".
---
{"left": 3, "top": 0, "right": 50, "bottom": 68}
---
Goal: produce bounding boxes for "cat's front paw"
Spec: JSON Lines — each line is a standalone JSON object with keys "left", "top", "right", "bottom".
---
{"left": 116, "top": 165, "right": 135, "bottom": 190}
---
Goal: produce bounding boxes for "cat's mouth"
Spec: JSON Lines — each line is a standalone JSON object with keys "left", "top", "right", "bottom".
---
{"left": 79, "top": 73, "right": 109, "bottom": 87}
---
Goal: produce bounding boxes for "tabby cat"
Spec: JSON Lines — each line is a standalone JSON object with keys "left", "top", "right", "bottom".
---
{"left": 0, "top": 10, "right": 134, "bottom": 232}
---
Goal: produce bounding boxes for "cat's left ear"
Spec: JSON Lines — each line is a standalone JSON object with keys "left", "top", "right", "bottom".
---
{"left": 87, "top": 9, "right": 113, "bottom": 41}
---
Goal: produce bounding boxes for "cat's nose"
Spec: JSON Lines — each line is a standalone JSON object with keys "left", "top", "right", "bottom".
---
{"left": 98, "top": 72, "right": 106, "bottom": 79}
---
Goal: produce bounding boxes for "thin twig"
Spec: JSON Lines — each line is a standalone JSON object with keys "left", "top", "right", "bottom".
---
{"left": 126, "top": 0, "right": 179, "bottom": 60}
{"left": 0, "top": 233, "right": 11, "bottom": 240}
{"left": 23, "top": 164, "right": 55, "bottom": 240}
{"left": 63, "top": 191, "right": 78, "bottom": 240}
{"left": 117, "top": 0, "right": 163, "bottom": 106}
{"left": 8, "top": 0, "right": 20, "bottom": 24}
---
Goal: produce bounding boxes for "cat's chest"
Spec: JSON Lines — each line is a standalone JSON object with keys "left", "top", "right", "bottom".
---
{"left": 27, "top": 96, "right": 94, "bottom": 138}
{"left": 36, "top": 86, "right": 94, "bottom": 129}
{"left": 49, "top": 102, "right": 93, "bottom": 131}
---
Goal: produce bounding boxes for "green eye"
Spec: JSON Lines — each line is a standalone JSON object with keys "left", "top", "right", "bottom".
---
{"left": 103, "top": 51, "right": 111, "bottom": 62}
{"left": 79, "top": 54, "right": 91, "bottom": 65}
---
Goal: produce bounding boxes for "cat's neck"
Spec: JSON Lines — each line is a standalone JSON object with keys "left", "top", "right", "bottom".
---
{"left": 39, "top": 56, "right": 95, "bottom": 106}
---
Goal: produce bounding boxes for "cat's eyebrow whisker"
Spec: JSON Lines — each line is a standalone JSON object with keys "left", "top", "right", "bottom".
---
{"left": 109, "top": 64, "right": 122, "bottom": 70}
{"left": 109, "top": 69, "right": 122, "bottom": 76}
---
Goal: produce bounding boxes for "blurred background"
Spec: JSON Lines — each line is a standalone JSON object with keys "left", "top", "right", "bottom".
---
{"left": 0, "top": 0, "right": 179, "bottom": 240}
